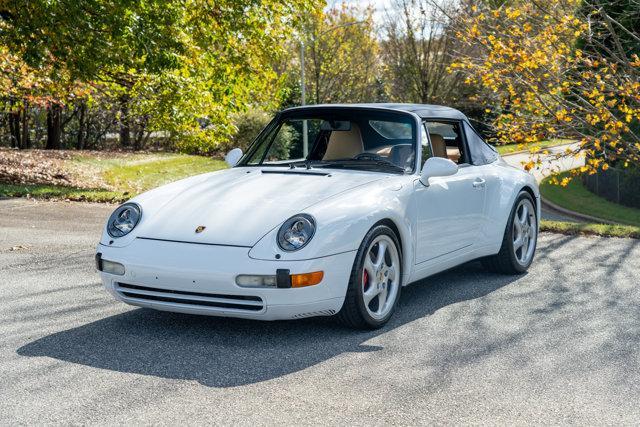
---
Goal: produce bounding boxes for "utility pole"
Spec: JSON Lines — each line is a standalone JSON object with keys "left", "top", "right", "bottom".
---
{"left": 300, "top": 40, "right": 308, "bottom": 156}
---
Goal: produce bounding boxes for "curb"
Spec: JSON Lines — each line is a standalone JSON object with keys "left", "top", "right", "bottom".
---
{"left": 541, "top": 197, "right": 623, "bottom": 225}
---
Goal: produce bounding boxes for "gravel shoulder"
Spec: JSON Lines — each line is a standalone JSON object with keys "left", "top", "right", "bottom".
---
{"left": 1, "top": 199, "right": 639, "bottom": 425}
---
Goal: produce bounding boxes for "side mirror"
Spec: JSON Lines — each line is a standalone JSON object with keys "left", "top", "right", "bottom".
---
{"left": 420, "top": 157, "right": 458, "bottom": 186}
{"left": 225, "top": 148, "right": 243, "bottom": 167}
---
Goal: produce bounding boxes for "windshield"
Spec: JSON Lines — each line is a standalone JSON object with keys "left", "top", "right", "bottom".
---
{"left": 239, "top": 110, "right": 417, "bottom": 173}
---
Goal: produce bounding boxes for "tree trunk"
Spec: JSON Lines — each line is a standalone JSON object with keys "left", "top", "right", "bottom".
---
{"left": 133, "top": 128, "right": 144, "bottom": 151}
{"left": 77, "top": 101, "right": 86, "bottom": 150}
{"left": 119, "top": 96, "right": 131, "bottom": 147}
{"left": 21, "top": 100, "right": 30, "bottom": 149}
{"left": 142, "top": 130, "right": 152, "bottom": 149}
{"left": 46, "top": 104, "right": 62, "bottom": 150}
{"left": 133, "top": 117, "right": 148, "bottom": 151}
{"left": 8, "top": 110, "right": 21, "bottom": 149}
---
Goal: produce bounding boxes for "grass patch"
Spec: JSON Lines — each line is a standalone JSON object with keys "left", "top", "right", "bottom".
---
{"left": 540, "top": 170, "right": 640, "bottom": 227}
{"left": 1, "top": 152, "right": 228, "bottom": 203}
{"left": 495, "top": 138, "right": 573, "bottom": 155}
{"left": 0, "top": 183, "right": 127, "bottom": 203}
{"left": 541, "top": 220, "right": 640, "bottom": 239}
{"left": 102, "top": 155, "right": 227, "bottom": 194}
{"left": 70, "top": 152, "right": 170, "bottom": 169}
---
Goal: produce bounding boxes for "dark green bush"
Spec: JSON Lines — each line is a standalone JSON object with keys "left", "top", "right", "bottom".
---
{"left": 225, "top": 109, "right": 295, "bottom": 159}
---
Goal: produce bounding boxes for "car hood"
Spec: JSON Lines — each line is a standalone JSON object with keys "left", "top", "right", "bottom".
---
{"left": 135, "top": 167, "right": 385, "bottom": 247}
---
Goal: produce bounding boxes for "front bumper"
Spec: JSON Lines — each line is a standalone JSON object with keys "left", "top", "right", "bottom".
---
{"left": 97, "top": 238, "right": 356, "bottom": 320}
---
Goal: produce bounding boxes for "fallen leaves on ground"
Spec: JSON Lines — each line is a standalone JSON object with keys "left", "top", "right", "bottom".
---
{"left": 0, "top": 148, "right": 152, "bottom": 190}
{"left": 0, "top": 149, "right": 76, "bottom": 186}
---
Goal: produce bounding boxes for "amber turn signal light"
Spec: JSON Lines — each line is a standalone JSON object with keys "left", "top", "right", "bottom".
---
{"left": 290, "top": 271, "right": 324, "bottom": 288}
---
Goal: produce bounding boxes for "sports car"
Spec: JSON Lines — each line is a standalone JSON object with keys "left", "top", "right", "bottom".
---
{"left": 96, "top": 104, "right": 539, "bottom": 329}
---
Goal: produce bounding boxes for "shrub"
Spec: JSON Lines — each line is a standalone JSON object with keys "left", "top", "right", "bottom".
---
{"left": 225, "top": 109, "right": 295, "bottom": 160}
{"left": 226, "top": 110, "right": 272, "bottom": 153}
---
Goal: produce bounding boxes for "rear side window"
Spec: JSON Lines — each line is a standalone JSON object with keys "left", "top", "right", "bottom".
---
{"left": 464, "top": 122, "right": 498, "bottom": 165}
{"left": 424, "top": 121, "right": 467, "bottom": 165}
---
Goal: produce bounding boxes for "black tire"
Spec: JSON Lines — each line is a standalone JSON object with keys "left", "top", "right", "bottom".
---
{"left": 336, "top": 225, "right": 402, "bottom": 329}
{"left": 481, "top": 191, "right": 537, "bottom": 274}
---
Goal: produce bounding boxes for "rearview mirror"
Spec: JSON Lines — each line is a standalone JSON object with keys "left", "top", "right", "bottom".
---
{"left": 225, "top": 148, "right": 243, "bottom": 167}
{"left": 420, "top": 157, "right": 458, "bottom": 186}
{"left": 320, "top": 120, "right": 351, "bottom": 131}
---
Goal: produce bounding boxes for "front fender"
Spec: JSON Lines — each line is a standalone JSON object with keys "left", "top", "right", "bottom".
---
{"left": 98, "top": 171, "right": 224, "bottom": 248}
{"left": 248, "top": 180, "right": 415, "bottom": 283}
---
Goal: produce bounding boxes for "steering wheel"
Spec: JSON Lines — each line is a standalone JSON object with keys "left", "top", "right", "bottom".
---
{"left": 352, "top": 152, "right": 385, "bottom": 161}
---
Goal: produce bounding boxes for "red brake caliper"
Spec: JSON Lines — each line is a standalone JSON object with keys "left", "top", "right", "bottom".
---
{"left": 363, "top": 269, "right": 369, "bottom": 291}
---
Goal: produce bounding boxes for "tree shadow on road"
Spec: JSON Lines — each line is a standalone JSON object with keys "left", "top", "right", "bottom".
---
{"left": 17, "top": 261, "right": 522, "bottom": 388}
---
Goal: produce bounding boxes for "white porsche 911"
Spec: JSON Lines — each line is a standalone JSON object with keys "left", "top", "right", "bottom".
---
{"left": 96, "top": 104, "right": 539, "bottom": 329}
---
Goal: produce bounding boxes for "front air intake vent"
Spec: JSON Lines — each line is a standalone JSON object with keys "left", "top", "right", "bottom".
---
{"left": 115, "top": 283, "right": 264, "bottom": 312}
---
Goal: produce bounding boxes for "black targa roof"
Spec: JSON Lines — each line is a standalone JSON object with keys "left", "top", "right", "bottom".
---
{"left": 282, "top": 103, "right": 468, "bottom": 121}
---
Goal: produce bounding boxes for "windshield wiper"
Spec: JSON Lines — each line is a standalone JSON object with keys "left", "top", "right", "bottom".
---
{"left": 314, "top": 159, "right": 405, "bottom": 173}
{"left": 288, "top": 157, "right": 406, "bottom": 173}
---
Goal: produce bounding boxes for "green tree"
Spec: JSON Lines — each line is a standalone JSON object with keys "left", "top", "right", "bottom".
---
{"left": 380, "top": 0, "right": 494, "bottom": 132}
{"left": 1, "top": 0, "right": 320, "bottom": 152}
{"left": 301, "top": 3, "right": 381, "bottom": 104}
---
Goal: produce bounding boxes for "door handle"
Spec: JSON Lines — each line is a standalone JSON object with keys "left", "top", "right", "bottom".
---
{"left": 473, "top": 178, "right": 486, "bottom": 188}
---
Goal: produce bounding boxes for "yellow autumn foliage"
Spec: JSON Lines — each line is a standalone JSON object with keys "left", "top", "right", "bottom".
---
{"left": 450, "top": 0, "right": 640, "bottom": 182}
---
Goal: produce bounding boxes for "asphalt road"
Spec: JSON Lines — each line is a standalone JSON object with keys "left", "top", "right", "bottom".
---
{"left": 2, "top": 198, "right": 639, "bottom": 425}
{"left": 502, "top": 142, "right": 585, "bottom": 182}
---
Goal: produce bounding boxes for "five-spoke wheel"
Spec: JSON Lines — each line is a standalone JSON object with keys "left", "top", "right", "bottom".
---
{"left": 337, "top": 225, "right": 402, "bottom": 329}
{"left": 512, "top": 198, "right": 537, "bottom": 267}
{"left": 361, "top": 235, "right": 401, "bottom": 320}
{"left": 482, "top": 191, "right": 538, "bottom": 274}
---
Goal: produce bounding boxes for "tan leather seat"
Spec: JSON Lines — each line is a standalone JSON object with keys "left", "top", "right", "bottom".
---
{"left": 323, "top": 123, "right": 364, "bottom": 160}
{"left": 429, "top": 133, "right": 447, "bottom": 159}
{"left": 446, "top": 147, "right": 461, "bottom": 163}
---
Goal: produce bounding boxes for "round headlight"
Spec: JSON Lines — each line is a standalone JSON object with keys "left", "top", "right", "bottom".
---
{"left": 277, "top": 214, "right": 316, "bottom": 251}
{"left": 107, "top": 203, "right": 142, "bottom": 238}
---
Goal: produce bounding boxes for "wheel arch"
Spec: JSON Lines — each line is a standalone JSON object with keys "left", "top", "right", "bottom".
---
{"left": 500, "top": 185, "right": 538, "bottom": 234}
{"left": 520, "top": 185, "right": 537, "bottom": 207}
{"left": 519, "top": 184, "right": 541, "bottom": 230}
{"left": 484, "top": 172, "right": 540, "bottom": 256}
{"left": 374, "top": 218, "right": 402, "bottom": 253}
{"left": 371, "top": 217, "right": 411, "bottom": 286}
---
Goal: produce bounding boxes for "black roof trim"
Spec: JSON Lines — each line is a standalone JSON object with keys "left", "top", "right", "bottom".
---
{"left": 281, "top": 103, "right": 468, "bottom": 121}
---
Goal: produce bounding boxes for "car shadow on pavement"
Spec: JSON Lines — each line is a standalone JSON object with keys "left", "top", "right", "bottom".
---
{"left": 17, "top": 261, "right": 522, "bottom": 388}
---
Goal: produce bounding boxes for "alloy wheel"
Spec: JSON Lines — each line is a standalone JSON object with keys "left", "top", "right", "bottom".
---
{"left": 512, "top": 198, "right": 537, "bottom": 266}
{"left": 361, "top": 235, "right": 400, "bottom": 320}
